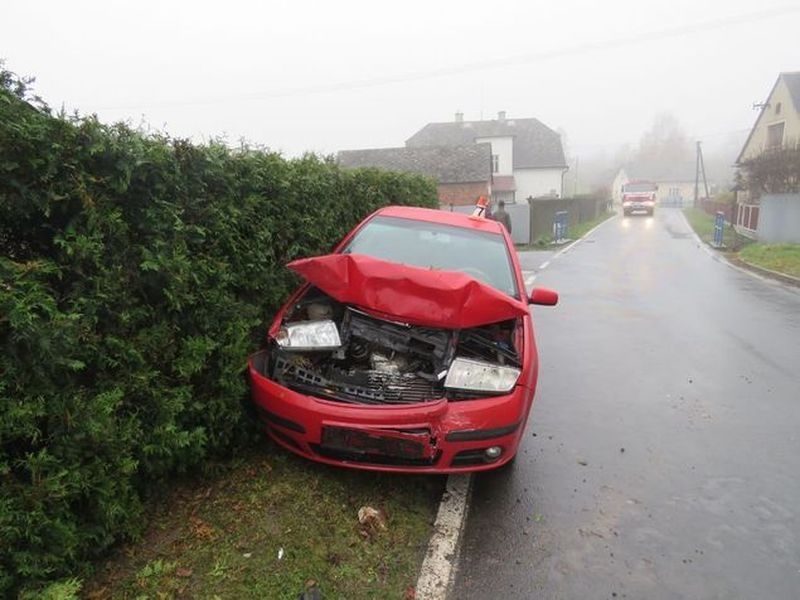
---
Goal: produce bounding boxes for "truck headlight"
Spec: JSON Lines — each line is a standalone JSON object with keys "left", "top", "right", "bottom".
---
{"left": 275, "top": 320, "right": 341, "bottom": 351}
{"left": 444, "top": 357, "right": 520, "bottom": 393}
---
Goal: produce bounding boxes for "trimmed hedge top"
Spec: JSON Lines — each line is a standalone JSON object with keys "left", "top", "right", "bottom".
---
{"left": 0, "top": 67, "right": 437, "bottom": 595}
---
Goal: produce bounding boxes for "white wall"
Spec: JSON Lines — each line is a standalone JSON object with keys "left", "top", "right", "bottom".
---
{"left": 515, "top": 168, "right": 564, "bottom": 200}
{"left": 506, "top": 202, "right": 531, "bottom": 245}
{"left": 757, "top": 194, "right": 800, "bottom": 243}
{"left": 655, "top": 180, "right": 695, "bottom": 204}
{"left": 492, "top": 190, "right": 515, "bottom": 205}
{"left": 741, "top": 77, "right": 800, "bottom": 161}
{"left": 476, "top": 136, "right": 514, "bottom": 175}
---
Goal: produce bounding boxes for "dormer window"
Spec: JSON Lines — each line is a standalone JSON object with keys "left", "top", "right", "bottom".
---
{"left": 775, "top": 102, "right": 782, "bottom": 115}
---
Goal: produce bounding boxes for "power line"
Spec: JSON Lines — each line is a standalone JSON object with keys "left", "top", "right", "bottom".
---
{"left": 572, "top": 127, "right": 751, "bottom": 154}
{"left": 95, "top": 4, "right": 800, "bottom": 111}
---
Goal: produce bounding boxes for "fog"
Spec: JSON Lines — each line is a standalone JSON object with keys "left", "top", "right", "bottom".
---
{"left": 3, "top": 0, "right": 798, "bottom": 188}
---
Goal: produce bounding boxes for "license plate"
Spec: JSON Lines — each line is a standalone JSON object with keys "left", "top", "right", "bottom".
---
{"left": 321, "top": 426, "right": 431, "bottom": 459}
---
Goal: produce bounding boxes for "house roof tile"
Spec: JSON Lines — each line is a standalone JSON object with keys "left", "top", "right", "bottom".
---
{"left": 405, "top": 117, "right": 567, "bottom": 169}
{"left": 337, "top": 144, "right": 491, "bottom": 183}
{"left": 782, "top": 71, "right": 800, "bottom": 112}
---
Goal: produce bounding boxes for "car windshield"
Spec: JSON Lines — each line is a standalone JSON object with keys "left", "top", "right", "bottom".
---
{"left": 342, "top": 215, "right": 519, "bottom": 298}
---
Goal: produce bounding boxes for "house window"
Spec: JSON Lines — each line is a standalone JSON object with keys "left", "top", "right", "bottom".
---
{"left": 775, "top": 102, "right": 782, "bottom": 115}
{"left": 491, "top": 154, "right": 499, "bottom": 173}
{"left": 766, "top": 122, "right": 785, "bottom": 149}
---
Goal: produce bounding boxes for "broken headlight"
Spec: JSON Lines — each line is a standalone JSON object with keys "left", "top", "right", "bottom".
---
{"left": 443, "top": 357, "right": 520, "bottom": 393}
{"left": 276, "top": 320, "right": 341, "bottom": 351}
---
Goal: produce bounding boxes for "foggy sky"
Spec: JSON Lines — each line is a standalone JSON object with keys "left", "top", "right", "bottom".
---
{"left": 2, "top": 0, "right": 798, "bottom": 161}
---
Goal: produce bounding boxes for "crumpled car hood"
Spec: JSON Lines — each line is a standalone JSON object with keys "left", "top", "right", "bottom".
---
{"left": 287, "top": 253, "right": 528, "bottom": 329}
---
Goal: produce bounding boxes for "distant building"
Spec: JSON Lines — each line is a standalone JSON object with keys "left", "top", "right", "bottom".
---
{"left": 734, "top": 71, "right": 800, "bottom": 239}
{"left": 614, "top": 163, "right": 702, "bottom": 208}
{"left": 337, "top": 143, "right": 492, "bottom": 207}
{"left": 737, "top": 71, "right": 800, "bottom": 165}
{"left": 406, "top": 111, "right": 569, "bottom": 203}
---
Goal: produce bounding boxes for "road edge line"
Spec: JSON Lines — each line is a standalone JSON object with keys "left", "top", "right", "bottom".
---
{"left": 553, "top": 212, "right": 617, "bottom": 259}
{"left": 679, "top": 210, "right": 800, "bottom": 292}
{"left": 415, "top": 473, "right": 472, "bottom": 600}
{"left": 416, "top": 212, "right": 616, "bottom": 599}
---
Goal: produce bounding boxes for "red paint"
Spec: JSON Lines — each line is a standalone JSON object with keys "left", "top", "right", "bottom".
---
{"left": 288, "top": 253, "right": 529, "bottom": 329}
{"left": 248, "top": 205, "right": 558, "bottom": 473}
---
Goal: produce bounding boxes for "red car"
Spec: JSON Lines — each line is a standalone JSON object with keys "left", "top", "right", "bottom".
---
{"left": 248, "top": 206, "right": 558, "bottom": 473}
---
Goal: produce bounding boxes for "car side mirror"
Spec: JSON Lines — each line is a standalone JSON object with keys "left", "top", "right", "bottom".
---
{"left": 529, "top": 287, "right": 558, "bottom": 306}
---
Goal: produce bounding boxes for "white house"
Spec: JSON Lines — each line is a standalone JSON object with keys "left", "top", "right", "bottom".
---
{"left": 406, "top": 111, "right": 569, "bottom": 204}
{"left": 737, "top": 71, "right": 800, "bottom": 165}
{"left": 734, "top": 71, "right": 800, "bottom": 239}
{"left": 613, "top": 163, "right": 702, "bottom": 208}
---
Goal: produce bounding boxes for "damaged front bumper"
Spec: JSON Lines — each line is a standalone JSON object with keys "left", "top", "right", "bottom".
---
{"left": 248, "top": 252, "right": 539, "bottom": 473}
{"left": 248, "top": 350, "right": 532, "bottom": 473}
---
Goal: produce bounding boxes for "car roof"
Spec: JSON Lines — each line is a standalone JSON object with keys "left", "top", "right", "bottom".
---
{"left": 372, "top": 205, "right": 505, "bottom": 234}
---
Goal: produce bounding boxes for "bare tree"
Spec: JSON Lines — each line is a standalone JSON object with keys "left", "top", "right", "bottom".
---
{"left": 632, "top": 112, "right": 693, "bottom": 171}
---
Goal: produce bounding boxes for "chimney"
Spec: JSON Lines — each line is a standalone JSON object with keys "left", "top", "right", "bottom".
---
{"left": 498, "top": 110, "right": 506, "bottom": 122}
{"left": 455, "top": 111, "right": 464, "bottom": 123}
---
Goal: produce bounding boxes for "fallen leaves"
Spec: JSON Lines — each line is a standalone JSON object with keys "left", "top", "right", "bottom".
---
{"left": 189, "top": 515, "right": 216, "bottom": 540}
{"left": 357, "top": 506, "right": 387, "bottom": 540}
{"left": 298, "top": 579, "right": 323, "bottom": 600}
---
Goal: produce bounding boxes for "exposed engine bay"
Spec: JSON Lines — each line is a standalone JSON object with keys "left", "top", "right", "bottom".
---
{"left": 260, "top": 288, "right": 521, "bottom": 405}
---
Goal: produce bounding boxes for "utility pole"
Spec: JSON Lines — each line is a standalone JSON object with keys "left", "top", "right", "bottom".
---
{"left": 694, "top": 142, "right": 700, "bottom": 208}
{"left": 693, "top": 141, "right": 710, "bottom": 208}
{"left": 698, "top": 142, "right": 710, "bottom": 200}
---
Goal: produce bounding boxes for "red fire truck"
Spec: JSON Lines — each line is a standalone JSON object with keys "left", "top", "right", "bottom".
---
{"left": 621, "top": 181, "right": 657, "bottom": 216}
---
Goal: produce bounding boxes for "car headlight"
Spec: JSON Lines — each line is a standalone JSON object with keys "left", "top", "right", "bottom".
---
{"left": 444, "top": 357, "right": 520, "bottom": 393}
{"left": 275, "top": 320, "right": 341, "bottom": 351}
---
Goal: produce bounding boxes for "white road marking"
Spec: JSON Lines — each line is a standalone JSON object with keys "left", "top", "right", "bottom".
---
{"left": 415, "top": 214, "right": 617, "bottom": 599}
{"left": 522, "top": 215, "right": 614, "bottom": 293}
{"left": 522, "top": 271, "right": 537, "bottom": 293}
{"left": 679, "top": 210, "right": 799, "bottom": 291}
{"left": 553, "top": 214, "right": 614, "bottom": 259}
{"left": 415, "top": 474, "right": 472, "bottom": 600}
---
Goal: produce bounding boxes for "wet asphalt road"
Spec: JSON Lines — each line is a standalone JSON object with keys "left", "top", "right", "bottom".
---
{"left": 453, "top": 208, "right": 800, "bottom": 599}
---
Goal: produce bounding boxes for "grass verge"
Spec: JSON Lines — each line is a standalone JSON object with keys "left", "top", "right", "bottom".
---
{"left": 683, "top": 207, "right": 800, "bottom": 283}
{"left": 516, "top": 210, "right": 616, "bottom": 250}
{"left": 738, "top": 244, "right": 800, "bottom": 279}
{"left": 682, "top": 207, "right": 749, "bottom": 250}
{"left": 83, "top": 438, "right": 444, "bottom": 600}
{"left": 569, "top": 210, "right": 616, "bottom": 240}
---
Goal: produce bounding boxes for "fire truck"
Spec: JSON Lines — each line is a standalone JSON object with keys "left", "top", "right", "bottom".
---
{"left": 621, "top": 180, "right": 657, "bottom": 216}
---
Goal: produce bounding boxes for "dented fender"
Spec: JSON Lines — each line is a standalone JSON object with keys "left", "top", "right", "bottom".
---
{"left": 288, "top": 253, "right": 528, "bottom": 329}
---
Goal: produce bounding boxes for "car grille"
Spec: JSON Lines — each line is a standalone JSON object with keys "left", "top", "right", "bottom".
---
{"left": 274, "top": 354, "right": 444, "bottom": 405}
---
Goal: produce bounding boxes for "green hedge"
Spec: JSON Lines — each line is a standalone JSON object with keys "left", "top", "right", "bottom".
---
{"left": 738, "top": 143, "right": 800, "bottom": 195}
{"left": 0, "top": 68, "right": 437, "bottom": 595}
